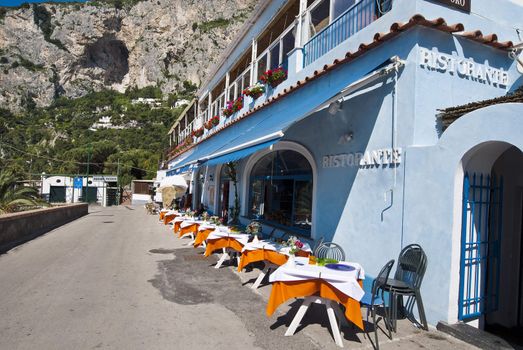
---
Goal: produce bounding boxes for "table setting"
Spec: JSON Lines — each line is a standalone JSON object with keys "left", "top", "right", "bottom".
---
{"left": 266, "top": 256, "right": 365, "bottom": 347}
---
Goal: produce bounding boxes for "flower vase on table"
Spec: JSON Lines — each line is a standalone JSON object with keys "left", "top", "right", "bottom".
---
{"left": 287, "top": 254, "right": 296, "bottom": 266}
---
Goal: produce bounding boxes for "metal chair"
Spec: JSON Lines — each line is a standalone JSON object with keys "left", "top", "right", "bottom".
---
{"left": 314, "top": 242, "right": 346, "bottom": 261}
{"left": 312, "top": 236, "right": 325, "bottom": 253}
{"left": 360, "top": 259, "right": 395, "bottom": 350}
{"left": 382, "top": 244, "right": 428, "bottom": 331}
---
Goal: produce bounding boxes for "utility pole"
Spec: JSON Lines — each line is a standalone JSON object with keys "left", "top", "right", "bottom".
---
{"left": 85, "top": 146, "right": 91, "bottom": 203}
{"left": 116, "top": 158, "right": 120, "bottom": 205}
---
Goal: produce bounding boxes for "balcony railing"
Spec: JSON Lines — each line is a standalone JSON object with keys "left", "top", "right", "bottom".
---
{"left": 303, "top": 0, "right": 391, "bottom": 66}
{"left": 255, "top": 22, "right": 296, "bottom": 82}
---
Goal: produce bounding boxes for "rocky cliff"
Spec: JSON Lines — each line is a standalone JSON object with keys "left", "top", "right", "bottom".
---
{"left": 0, "top": 0, "right": 257, "bottom": 111}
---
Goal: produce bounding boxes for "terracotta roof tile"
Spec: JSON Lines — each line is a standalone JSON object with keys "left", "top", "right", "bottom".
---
{"left": 458, "top": 30, "right": 513, "bottom": 49}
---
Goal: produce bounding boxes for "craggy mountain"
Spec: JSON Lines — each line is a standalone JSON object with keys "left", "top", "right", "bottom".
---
{"left": 0, "top": 0, "right": 257, "bottom": 111}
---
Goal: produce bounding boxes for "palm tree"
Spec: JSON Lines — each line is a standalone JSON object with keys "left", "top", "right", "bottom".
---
{"left": 0, "top": 172, "right": 42, "bottom": 214}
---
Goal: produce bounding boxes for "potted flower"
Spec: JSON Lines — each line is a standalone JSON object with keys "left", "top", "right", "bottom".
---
{"left": 286, "top": 236, "right": 304, "bottom": 265}
{"left": 210, "top": 115, "right": 220, "bottom": 126}
{"left": 260, "top": 67, "right": 287, "bottom": 88}
{"left": 232, "top": 95, "right": 243, "bottom": 112}
{"left": 243, "top": 82, "right": 265, "bottom": 100}
{"left": 210, "top": 216, "right": 221, "bottom": 225}
{"left": 223, "top": 100, "right": 234, "bottom": 117}
{"left": 204, "top": 120, "right": 213, "bottom": 130}
{"left": 192, "top": 128, "right": 204, "bottom": 138}
{"left": 246, "top": 220, "right": 262, "bottom": 242}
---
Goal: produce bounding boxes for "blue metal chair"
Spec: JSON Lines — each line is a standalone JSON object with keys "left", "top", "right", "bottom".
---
{"left": 360, "top": 259, "right": 395, "bottom": 349}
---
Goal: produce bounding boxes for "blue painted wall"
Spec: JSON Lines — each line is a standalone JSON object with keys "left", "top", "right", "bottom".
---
{"left": 182, "top": 0, "right": 523, "bottom": 326}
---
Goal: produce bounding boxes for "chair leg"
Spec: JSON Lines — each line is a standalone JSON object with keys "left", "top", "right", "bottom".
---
{"left": 415, "top": 290, "right": 428, "bottom": 331}
{"left": 371, "top": 306, "right": 380, "bottom": 350}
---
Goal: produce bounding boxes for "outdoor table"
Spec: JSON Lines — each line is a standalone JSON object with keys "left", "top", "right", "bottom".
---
{"left": 204, "top": 229, "right": 250, "bottom": 269}
{"left": 172, "top": 216, "right": 190, "bottom": 233}
{"left": 266, "top": 257, "right": 365, "bottom": 348}
{"left": 179, "top": 220, "right": 200, "bottom": 239}
{"left": 238, "top": 240, "right": 312, "bottom": 289}
{"left": 193, "top": 224, "right": 217, "bottom": 248}
{"left": 159, "top": 209, "right": 169, "bottom": 221}
{"left": 163, "top": 211, "right": 179, "bottom": 225}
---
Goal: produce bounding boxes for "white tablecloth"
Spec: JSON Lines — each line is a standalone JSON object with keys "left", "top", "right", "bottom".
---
{"left": 207, "top": 230, "right": 250, "bottom": 246}
{"left": 242, "top": 240, "right": 312, "bottom": 256}
{"left": 269, "top": 257, "right": 365, "bottom": 301}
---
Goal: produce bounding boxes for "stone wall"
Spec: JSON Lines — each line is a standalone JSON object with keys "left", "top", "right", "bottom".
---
{"left": 0, "top": 203, "right": 88, "bottom": 252}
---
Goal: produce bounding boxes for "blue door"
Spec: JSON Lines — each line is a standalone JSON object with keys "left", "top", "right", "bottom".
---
{"left": 458, "top": 172, "right": 503, "bottom": 320}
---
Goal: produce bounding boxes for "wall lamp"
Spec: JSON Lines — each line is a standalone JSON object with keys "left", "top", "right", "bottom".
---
{"left": 328, "top": 99, "right": 343, "bottom": 115}
{"left": 338, "top": 131, "right": 354, "bottom": 145}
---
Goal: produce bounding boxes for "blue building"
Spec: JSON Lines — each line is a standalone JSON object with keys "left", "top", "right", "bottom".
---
{"left": 163, "top": 0, "right": 523, "bottom": 337}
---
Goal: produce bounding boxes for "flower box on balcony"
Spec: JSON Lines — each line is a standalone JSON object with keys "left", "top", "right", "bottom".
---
{"left": 243, "top": 83, "right": 265, "bottom": 100}
{"left": 260, "top": 67, "right": 287, "bottom": 88}
{"left": 192, "top": 128, "right": 204, "bottom": 138}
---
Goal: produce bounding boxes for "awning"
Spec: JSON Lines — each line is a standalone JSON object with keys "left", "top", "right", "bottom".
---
{"left": 169, "top": 57, "right": 404, "bottom": 172}
{"left": 166, "top": 163, "right": 197, "bottom": 176}
{"left": 204, "top": 138, "right": 280, "bottom": 167}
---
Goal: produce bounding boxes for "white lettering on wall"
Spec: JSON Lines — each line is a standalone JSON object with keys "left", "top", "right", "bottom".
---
{"left": 419, "top": 48, "right": 509, "bottom": 87}
{"left": 322, "top": 148, "right": 402, "bottom": 169}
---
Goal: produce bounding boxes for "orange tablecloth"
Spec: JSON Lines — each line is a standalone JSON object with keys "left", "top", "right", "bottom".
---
{"left": 194, "top": 228, "right": 215, "bottom": 247}
{"left": 178, "top": 223, "right": 199, "bottom": 238}
{"left": 159, "top": 211, "right": 166, "bottom": 221}
{"left": 173, "top": 220, "right": 182, "bottom": 233}
{"left": 266, "top": 279, "right": 364, "bottom": 330}
{"left": 204, "top": 237, "right": 244, "bottom": 257}
{"left": 163, "top": 213, "right": 178, "bottom": 225}
{"left": 238, "top": 249, "right": 311, "bottom": 272}
{"left": 238, "top": 249, "right": 288, "bottom": 272}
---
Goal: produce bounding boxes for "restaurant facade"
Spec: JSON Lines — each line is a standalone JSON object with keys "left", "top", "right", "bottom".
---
{"left": 162, "top": 0, "right": 523, "bottom": 334}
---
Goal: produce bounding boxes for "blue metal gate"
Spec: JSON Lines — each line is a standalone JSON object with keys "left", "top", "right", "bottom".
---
{"left": 458, "top": 172, "right": 503, "bottom": 320}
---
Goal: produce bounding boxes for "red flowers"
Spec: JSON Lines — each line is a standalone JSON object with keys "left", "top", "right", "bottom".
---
{"left": 243, "top": 83, "right": 265, "bottom": 99}
{"left": 223, "top": 96, "right": 244, "bottom": 117}
{"left": 210, "top": 115, "right": 220, "bottom": 126}
{"left": 192, "top": 128, "right": 204, "bottom": 137}
{"left": 259, "top": 67, "right": 287, "bottom": 88}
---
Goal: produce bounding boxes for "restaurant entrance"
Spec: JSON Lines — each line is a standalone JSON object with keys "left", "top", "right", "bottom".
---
{"left": 484, "top": 146, "right": 523, "bottom": 345}
{"left": 459, "top": 143, "right": 523, "bottom": 344}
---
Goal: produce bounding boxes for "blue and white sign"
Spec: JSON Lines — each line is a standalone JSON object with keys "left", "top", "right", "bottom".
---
{"left": 73, "top": 177, "right": 83, "bottom": 189}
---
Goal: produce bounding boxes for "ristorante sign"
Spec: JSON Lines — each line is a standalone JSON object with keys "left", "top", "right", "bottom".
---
{"left": 419, "top": 48, "right": 509, "bottom": 88}
{"left": 432, "top": 0, "right": 471, "bottom": 12}
{"left": 322, "top": 148, "right": 402, "bottom": 169}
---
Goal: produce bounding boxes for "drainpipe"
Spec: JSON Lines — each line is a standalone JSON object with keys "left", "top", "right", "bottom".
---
{"left": 381, "top": 58, "right": 400, "bottom": 228}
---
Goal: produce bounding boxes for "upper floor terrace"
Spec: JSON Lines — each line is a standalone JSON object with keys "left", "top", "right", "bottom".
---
{"left": 165, "top": 0, "right": 519, "bottom": 164}
{"left": 165, "top": 0, "right": 394, "bottom": 159}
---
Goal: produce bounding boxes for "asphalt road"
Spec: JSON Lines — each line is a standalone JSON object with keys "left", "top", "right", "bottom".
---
{"left": 0, "top": 206, "right": 316, "bottom": 350}
{"left": 0, "top": 205, "right": 477, "bottom": 350}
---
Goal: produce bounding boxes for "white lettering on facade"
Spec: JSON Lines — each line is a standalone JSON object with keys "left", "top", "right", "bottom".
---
{"left": 419, "top": 48, "right": 509, "bottom": 88}
{"left": 322, "top": 148, "right": 402, "bottom": 169}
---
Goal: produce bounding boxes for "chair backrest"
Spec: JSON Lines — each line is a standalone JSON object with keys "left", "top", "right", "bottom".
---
{"left": 372, "top": 259, "right": 395, "bottom": 296}
{"left": 312, "top": 236, "right": 325, "bottom": 253}
{"left": 394, "top": 244, "right": 427, "bottom": 289}
{"left": 266, "top": 227, "right": 277, "bottom": 240}
{"left": 314, "top": 242, "right": 346, "bottom": 261}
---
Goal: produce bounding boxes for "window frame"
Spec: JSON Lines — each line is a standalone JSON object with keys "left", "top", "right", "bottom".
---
{"left": 248, "top": 150, "right": 313, "bottom": 236}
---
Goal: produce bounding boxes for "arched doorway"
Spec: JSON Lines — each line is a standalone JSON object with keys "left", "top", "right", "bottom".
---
{"left": 459, "top": 142, "right": 523, "bottom": 343}
{"left": 247, "top": 149, "right": 313, "bottom": 236}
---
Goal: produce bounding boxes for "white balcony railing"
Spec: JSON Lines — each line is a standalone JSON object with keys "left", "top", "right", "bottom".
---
{"left": 255, "top": 22, "right": 296, "bottom": 81}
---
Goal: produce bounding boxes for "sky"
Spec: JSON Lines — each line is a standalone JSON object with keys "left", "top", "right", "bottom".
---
{"left": 0, "top": 0, "right": 85, "bottom": 7}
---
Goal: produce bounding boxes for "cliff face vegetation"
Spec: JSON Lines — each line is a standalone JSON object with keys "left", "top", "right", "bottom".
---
{"left": 0, "top": 0, "right": 256, "bottom": 111}
{"left": 0, "top": 0, "right": 257, "bottom": 183}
